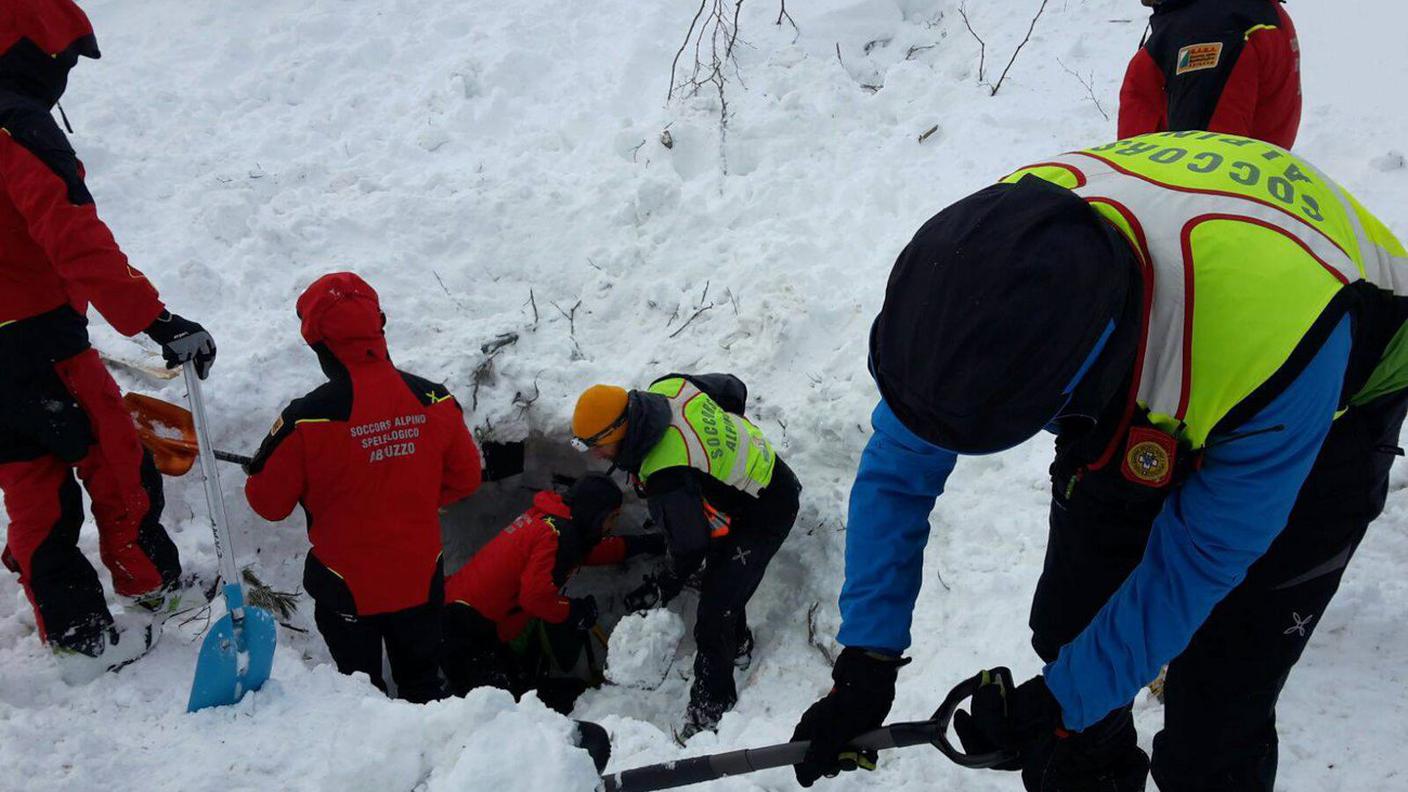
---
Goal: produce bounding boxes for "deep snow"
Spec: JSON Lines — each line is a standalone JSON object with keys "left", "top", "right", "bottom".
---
{"left": 2, "top": 1, "right": 1406, "bottom": 790}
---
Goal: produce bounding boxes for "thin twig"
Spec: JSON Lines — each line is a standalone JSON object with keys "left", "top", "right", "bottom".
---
{"left": 807, "top": 602, "right": 837, "bottom": 665}
{"left": 991, "top": 0, "right": 1049, "bottom": 96}
{"left": 668, "top": 302, "right": 717, "bottom": 339}
{"left": 525, "top": 288, "right": 539, "bottom": 326}
{"left": 905, "top": 43, "right": 937, "bottom": 60}
{"left": 776, "top": 0, "right": 797, "bottom": 32}
{"left": 480, "top": 331, "right": 519, "bottom": 356}
{"left": 433, "top": 270, "right": 465, "bottom": 312}
{"left": 551, "top": 299, "right": 585, "bottom": 359}
{"left": 958, "top": 3, "right": 986, "bottom": 83}
{"left": 1056, "top": 56, "right": 1110, "bottom": 120}
{"left": 668, "top": 0, "right": 711, "bottom": 103}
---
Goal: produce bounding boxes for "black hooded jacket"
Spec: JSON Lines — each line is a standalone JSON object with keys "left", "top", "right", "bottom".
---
{"left": 615, "top": 373, "right": 798, "bottom": 590}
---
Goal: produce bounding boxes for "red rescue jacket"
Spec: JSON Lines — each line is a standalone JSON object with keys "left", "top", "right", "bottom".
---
{"left": 1118, "top": 0, "right": 1301, "bottom": 149}
{"left": 0, "top": 1, "right": 164, "bottom": 336}
{"left": 445, "top": 490, "right": 626, "bottom": 642}
{"left": 245, "top": 273, "right": 482, "bottom": 616}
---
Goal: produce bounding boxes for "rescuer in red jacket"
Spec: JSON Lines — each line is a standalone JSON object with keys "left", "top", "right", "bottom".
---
{"left": 1119, "top": 0, "right": 1301, "bottom": 148}
{"left": 0, "top": 0, "right": 216, "bottom": 671}
{"left": 245, "top": 272, "right": 482, "bottom": 703}
{"left": 442, "top": 474, "right": 665, "bottom": 711}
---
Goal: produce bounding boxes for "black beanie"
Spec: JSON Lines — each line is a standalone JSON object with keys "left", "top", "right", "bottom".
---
{"left": 869, "top": 175, "right": 1135, "bottom": 454}
{"left": 565, "top": 473, "right": 624, "bottom": 533}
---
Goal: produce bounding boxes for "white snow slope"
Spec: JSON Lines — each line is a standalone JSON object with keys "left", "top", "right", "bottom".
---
{"left": 2, "top": 1, "right": 1406, "bottom": 790}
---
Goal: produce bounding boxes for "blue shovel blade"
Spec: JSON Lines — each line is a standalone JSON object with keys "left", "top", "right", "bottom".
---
{"left": 187, "top": 606, "right": 278, "bottom": 712}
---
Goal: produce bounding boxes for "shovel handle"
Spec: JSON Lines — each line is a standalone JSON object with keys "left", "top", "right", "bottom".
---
{"left": 215, "top": 449, "right": 254, "bottom": 467}
{"left": 183, "top": 364, "right": 246, "bottom": 621}
{"left": 929, "top": 672, "right": 1021, "bottom": 769}
{"left": 600, "top": 721, "right": 941, "bottom": 792}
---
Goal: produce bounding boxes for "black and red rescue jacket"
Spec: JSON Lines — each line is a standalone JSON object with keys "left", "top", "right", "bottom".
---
{"left": 245, "top": 273, "right": 482, "bottom": 616}
{"left": 0, "top": 1, "right": 165, "bottom": 345}
{"left": 1119, "top": 0, "right": 1301, "bottom": 149}
{"left": 445, "top": 490, "right": 627, "bottom": 642}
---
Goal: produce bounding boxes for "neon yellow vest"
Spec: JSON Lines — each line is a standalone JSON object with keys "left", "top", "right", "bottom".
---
{"left": 637, "top": 377, "right": 777, "bottom": 494}
{"left": 1005, "top": 132, "right": 1408, "bottom": 449}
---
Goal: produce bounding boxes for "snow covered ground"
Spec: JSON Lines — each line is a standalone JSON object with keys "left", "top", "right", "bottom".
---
{"left": 2, "top": 1, "right": 1406, "bottom": 790}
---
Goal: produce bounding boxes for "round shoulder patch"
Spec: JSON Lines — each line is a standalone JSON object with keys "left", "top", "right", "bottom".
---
{"left": 1126, "top": 440, "right": 1170, "bottom": 483}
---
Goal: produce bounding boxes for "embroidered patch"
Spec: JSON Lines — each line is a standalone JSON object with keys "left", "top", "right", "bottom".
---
{"left": 1175, "top": 42, "right": 1223, "bottom": 75}
{"left": 1121, "top": 427, "right": 1176, "bottom": 487}
{"left": 269, "top": 415, "right": 284, "bottom": 436}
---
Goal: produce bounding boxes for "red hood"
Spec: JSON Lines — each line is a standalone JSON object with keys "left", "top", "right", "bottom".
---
{"left": 296, "top": 272, "right": 390, "bottom": 366}
{"left": 0, "top": 0, "right": 100, "bottom": 107}
{"left": 531, "top": 490, "right": 572, "bottom": 521}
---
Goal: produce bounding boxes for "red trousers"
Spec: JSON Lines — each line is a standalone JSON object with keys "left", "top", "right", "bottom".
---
{"left": 0, "top": 348, "right": 180, "bottom": 646}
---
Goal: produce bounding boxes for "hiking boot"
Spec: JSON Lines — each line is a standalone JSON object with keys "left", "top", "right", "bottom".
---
{"left": 674, "top": 700, "right": 726, "bottom": 745}
{"left": 733, "top": 627, "right": 754, "bottom": 671}
{"left": 53, "top": 622, "right": 156, "bottom": 685}
{"left": 127, "top": 573, "right": 209, "bottom": 624}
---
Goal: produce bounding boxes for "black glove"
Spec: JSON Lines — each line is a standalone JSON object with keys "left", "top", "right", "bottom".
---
{"left": 143, "top": 311, "right": 216, "bottom": 379}
{"left": 952, "top": 668, "right": 1064, "bottom": 775}
{"left": 567, "top": 596, "right": 598, "bottom": 630}
{"left": 623, "top": 576, "right": 661, "bottom": 612}
{"left": 792, "top": 647, "right": 910, "bottom": 787}
{"left": 623, "top": 533, "right": 668, "bottom": 559}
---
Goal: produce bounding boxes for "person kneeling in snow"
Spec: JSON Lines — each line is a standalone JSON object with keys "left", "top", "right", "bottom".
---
{"left": 442, "top": 473, "right": 664, "bottom": 713}
{"left": 571, "top": 375, "right": 802, "bottom": 740}
{"left": 244, "top": 272, "right": 482, "bottom": 703}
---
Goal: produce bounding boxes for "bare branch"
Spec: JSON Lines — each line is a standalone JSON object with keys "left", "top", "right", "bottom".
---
{"left": 990, "top": 0, "right": 1049, "bottom": 96}
{"left": 807, "top": 602, "right": 837, "bottom": 665}
{"left": 668, "top": 0, "right": 710, "bottom": 103}
{"left": 958, "top": 2, "right": 986, "bottom": 83}
{"left": 776, "top": 0, "right": 797, "bottom": 31}
{"left": 551, "top": 299, "right": 585, "bottom": 359}
{"left": 668, "top": 302, "right": 718, "bottom": 339}
{"left": 480, "top": 331, "right": 519, "bottom": 356}
{"left": 433, "top": 269, "right": 465, "bottom": 312}
{"left": 1056, "top": 56, "right": 1110, "bottom": 120}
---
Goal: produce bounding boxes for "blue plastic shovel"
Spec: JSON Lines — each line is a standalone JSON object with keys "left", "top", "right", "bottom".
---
{"left": 183, "top": 362, "right": 277, "bottom": 712}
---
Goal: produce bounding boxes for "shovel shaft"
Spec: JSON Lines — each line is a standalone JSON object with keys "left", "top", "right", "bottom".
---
{"left": 183, "top": 364, "right": 245, "bottom": 621}
{"left": 215, "top": 449, "right": 254, "bottom": 467}
{"left": 600, "top": 722, "right": 939, "bottom": 792}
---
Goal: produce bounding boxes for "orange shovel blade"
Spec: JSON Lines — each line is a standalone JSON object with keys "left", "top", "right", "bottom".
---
{"left": 123, "top": 392, "right": 199, "bottom": 476}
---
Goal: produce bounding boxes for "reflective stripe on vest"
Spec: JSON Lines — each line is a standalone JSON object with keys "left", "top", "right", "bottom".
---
{"left": 639, "top": 378, "right": 776, "bottom": 495}
{"left": 1006, "top": 132, "right": 1408, "bottom": 448}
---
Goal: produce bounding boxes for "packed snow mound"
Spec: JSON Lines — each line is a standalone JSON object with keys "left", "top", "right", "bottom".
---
{"left": 606, "top": 609, "right": 687, "bottom": 690}
{"left": 2, "top": 0, "right": 1407, "bottom": 790}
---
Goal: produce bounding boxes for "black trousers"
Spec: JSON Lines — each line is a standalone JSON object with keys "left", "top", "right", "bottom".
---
{"left": 1031, "top": 393, "right": 1408, "bottom": 792}
{"left": 441, "top": 603, "right": 594, "bottom": 714}
{"left": 314, "top": 601, "right": 446, "bottom": 703}
{"left": 689, "top": 463, "right": 800, "bottom": 720}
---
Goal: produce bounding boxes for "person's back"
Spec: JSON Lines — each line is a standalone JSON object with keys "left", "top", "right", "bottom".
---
{"left": 1119, "top": 0, "right": 1300, "bottom": 148}
{"left": 245, "top": 272, "right": 480, "bottom": 701}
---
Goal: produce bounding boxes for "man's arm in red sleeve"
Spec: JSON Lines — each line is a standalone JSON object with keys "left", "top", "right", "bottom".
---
{"left": 582, "top": 537, "right": 628, "bottom": 567}
{"left": 518, "top": 533, "right": 572, "bottom": 624}
{"left": 0, "top": 111, "right": 163, "bottom": 335}
{"left": 244, "top": 412, "right": 307, "bottom": 522}
{"left": 1117, "top": 48, "right": 1167, "bottom": 139}
{"left": 433, "top": 397, "right": 482, "bottom": 507}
